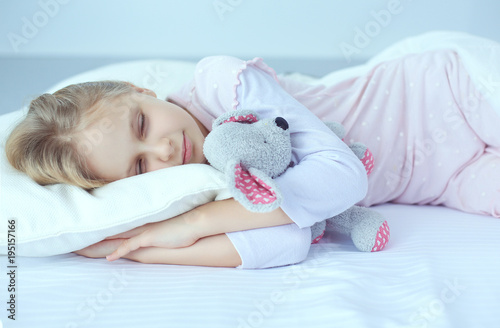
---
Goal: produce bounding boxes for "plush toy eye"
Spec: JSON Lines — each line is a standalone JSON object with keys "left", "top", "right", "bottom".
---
{"left": 275, "top": 117, "right": 289, "bottom": 130}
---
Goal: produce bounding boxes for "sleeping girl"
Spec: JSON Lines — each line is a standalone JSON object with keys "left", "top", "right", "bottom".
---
{"left": 5, "top": 32, "right": 500, "bottom": 269}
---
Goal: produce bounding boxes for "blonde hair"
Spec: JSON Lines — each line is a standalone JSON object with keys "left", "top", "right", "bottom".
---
{"left": 5, "top": 81, "right": 135, "bottom": 190}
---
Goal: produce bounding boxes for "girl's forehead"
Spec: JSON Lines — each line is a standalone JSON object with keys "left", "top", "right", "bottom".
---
{"left": 108, "top": 92, "right": 140, "bottom": 110}
{"left": 82, "top": 92, "right": 136, "bottom": 130}
{"left": 98, "top": 92, "right": 140, "bottom": 118}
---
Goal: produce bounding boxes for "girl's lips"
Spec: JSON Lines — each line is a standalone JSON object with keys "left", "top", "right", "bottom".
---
{"left": 183, "top": 132, "right": 192, "bottom": 164}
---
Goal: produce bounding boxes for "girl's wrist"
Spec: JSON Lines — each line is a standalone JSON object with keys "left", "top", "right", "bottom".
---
{"left": 182, "top": 206, "right": 210, "bottom": 240}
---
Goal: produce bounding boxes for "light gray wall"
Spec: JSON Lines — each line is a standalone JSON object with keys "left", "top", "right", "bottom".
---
{"left": 1, "top": 0, "right": 500, "bottom": 114}
{"left": 2, "top": 0, "right": 500, "bottom": 59}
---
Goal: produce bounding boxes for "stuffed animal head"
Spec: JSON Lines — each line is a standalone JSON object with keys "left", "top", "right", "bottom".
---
{"left": 203, "top": 110, "right": 292, "bottom": 212}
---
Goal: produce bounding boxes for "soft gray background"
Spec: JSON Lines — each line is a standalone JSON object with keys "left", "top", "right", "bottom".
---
{"left": 1, "top": 0, "right": 500, "bottom": 115}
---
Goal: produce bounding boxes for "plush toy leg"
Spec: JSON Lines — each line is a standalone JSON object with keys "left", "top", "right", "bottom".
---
{"left": 326, "top": 206, "right": 390, "bottom": 252}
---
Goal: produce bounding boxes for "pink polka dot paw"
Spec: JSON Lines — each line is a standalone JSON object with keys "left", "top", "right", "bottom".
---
{"left": 362, "top": 148, "right": 375, "bottom": 176}
{"left": 371, "top": 221, "right": 390, "bottom": 252}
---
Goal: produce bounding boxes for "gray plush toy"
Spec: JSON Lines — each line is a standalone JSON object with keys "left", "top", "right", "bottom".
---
{"left": 203, "top": 110, "right": 390, "bottom": 252}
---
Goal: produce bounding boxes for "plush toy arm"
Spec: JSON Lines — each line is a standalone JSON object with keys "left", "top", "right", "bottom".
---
{"left": 350, "top": 142, "right": 375, "bottom": 176}
{"left": 323, "top": 121, "right": 374, "bottom": 176}
{"left": 323, "top": 121, "right": 346, "bottom": 140}
{"left": 227, "top": 161, "right": 283, "bottom": 213}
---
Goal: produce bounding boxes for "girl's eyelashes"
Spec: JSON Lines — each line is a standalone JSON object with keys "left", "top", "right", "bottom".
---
{"left": 137, "top": 158, "right": 146, "bottom": 175}
{"left": 139, "top": 112, "right": 146, "bottom": 136}
{"left": 137, "top": 112, "right": 147, "bottom": 175}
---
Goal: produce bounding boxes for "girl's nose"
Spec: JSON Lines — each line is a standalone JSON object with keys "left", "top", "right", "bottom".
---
{"left": 152, "top": 137, "right": 174, "bottom": 162}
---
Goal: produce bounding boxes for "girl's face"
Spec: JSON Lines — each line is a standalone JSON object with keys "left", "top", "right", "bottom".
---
{"left": 76, "top": 86, "right": 209, "bottom": 182}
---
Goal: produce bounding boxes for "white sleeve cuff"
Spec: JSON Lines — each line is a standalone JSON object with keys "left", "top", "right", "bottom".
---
{"left": 225, "top": 224, "right": 311, "bottom": 269}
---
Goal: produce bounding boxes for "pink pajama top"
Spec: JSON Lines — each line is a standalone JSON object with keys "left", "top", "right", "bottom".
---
{"left": 168, "top": 56, "right": 368, "bottom": 269}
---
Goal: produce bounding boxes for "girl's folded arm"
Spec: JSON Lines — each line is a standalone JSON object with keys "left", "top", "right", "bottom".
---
{"left": 75, "top": 234, "right": 242, "bottom": 268}
{"left": 124, "top": 234, "right": 243, "bottom": 267}
{"left": 187, "top": 198, "right": 294, "bottom": 239}
{"left": 103, "top": 198, "right": 294, "bottom": 261}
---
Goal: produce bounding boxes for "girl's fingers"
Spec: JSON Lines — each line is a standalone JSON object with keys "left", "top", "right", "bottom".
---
{"left": 106, "top": 231, "right": 151, "bottom": 261}
{"left": 74, "top": 239, "right": 126, "bottom": 258}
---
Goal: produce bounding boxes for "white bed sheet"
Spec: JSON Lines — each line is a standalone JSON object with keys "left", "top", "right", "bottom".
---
{"left": 2, "top": 203, "right": 499, "bottom": 328}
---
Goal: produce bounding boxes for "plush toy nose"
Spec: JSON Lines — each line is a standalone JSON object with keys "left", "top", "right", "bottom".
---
{"left": 275, "top": 117, "right": 289, "bottom": 130}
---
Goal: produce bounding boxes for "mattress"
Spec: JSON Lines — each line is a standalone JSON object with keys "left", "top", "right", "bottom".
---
{"left": 4, "top": 203, "right": 499, "bottom": 328}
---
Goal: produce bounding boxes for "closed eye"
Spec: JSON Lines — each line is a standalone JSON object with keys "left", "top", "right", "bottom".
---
{"left": 139, "top": 112, "right": 146, "bottom": 137}
{"left": 136, "top": 159, "right": 145, "bottom": 175}
{"left": 136, "top": 112, "right": 147, "bottom": 175}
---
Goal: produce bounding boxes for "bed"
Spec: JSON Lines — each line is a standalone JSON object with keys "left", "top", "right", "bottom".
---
{"left": 6, "top": 204, "right": 500, "bottom": 327}
{"left": 1, "top": 31, "right": 500, "bottom": 327}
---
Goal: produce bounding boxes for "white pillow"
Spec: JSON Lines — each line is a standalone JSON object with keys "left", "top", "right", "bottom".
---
{"left": 0, "top": 59, "right": 232, "bottom": 257}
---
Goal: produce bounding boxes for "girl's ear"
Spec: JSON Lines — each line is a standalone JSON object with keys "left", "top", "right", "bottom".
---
{"left": 124, "top": 82, "right": 157, "bottom": 98}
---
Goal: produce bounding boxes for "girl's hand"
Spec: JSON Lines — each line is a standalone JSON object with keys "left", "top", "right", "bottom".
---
{"left": 105, "top": 212, "right": 201, "bottom": 262}
{"left": 74, "top": 238, "right": 127, "bottom": 258}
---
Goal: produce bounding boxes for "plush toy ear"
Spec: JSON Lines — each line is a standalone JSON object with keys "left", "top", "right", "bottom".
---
{"left": 226, "top": 161, "right": 282, "bottom": 213}
{"left": 212, "top": 110, "right": 260, "bottom": 130}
